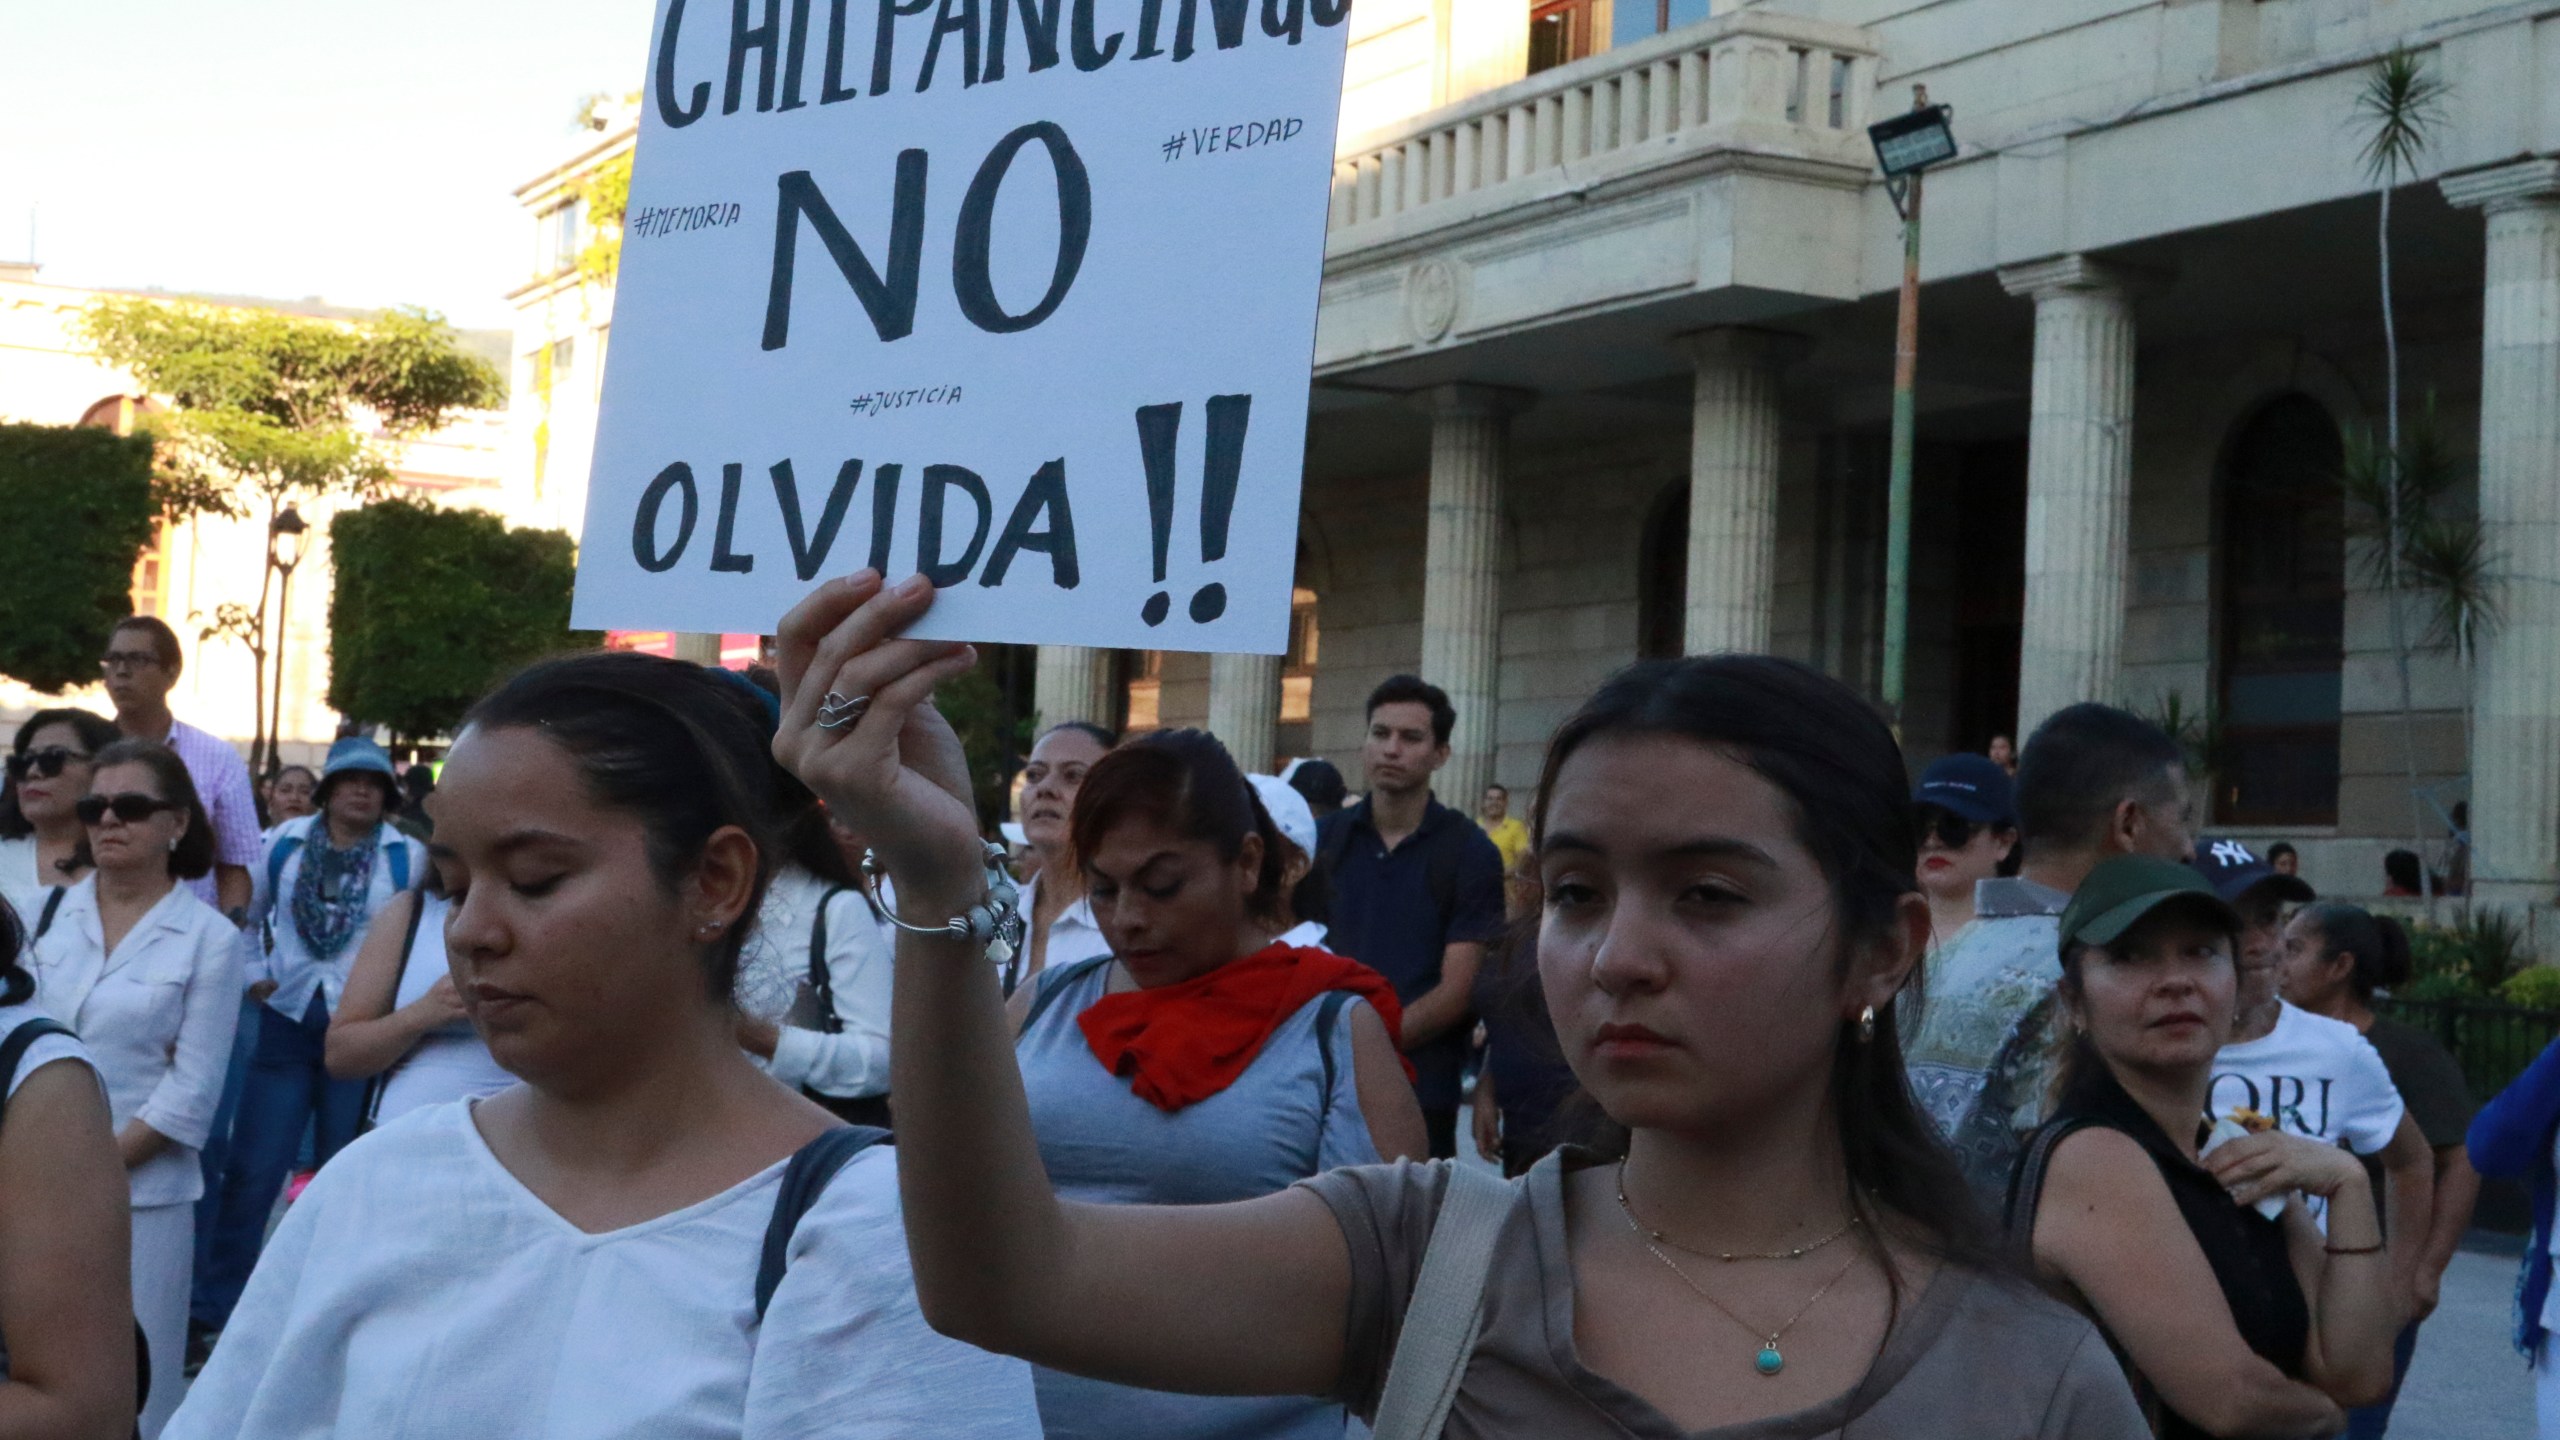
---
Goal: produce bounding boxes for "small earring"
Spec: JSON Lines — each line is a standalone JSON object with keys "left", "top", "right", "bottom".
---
{"left": 1856, "top": 1005, "right": 1877, "bottom": 1044}
{"left": 166, "top": 836, "right": 179, "bottom": 853}
{"left": 697, "top": 920, "right": 722, "bottom": 937}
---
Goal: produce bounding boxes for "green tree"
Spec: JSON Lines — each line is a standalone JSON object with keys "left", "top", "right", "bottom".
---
{"left": 327, "top": 498, "right": 596, "bottom": 742}
{"left": 78, "top": 298, "right": 505, "bottom": 771}
{"left": 0, "top": 424, "right": 157, "bottom": 692}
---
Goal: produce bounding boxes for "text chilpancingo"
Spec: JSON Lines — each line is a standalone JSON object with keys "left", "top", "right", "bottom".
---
{"left": 654, "top": 0, "right": 1353, "bottom": 124}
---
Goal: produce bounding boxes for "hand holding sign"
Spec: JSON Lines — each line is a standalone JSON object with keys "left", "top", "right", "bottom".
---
{"left": 773, "top": 571, "right": 986, "bottom": 901}
{"left": 573, "top": 0, "right": 1354, "bottom": 655}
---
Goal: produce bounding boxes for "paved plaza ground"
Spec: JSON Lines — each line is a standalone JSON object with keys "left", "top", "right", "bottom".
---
{"left": 2395, "top": 1240, "right": 2535, "bottom": 1440}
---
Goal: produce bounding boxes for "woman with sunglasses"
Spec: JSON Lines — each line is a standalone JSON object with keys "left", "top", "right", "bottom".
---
{"left": 1909, "top": 754, "right": 2018, "bottom": 948}
{"left": 29, "top": 739, "right": 241, "bottom": 1438}
{"left": 0, "top": 709, "right": 121, "bottom": 929}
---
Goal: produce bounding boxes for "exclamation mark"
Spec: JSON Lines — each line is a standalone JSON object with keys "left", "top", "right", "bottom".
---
{"left": 1135, "top": 402, "right": 1183, "bottom": 626}
{"left": 1189, "top": 393, "right": 1250, "bottom": 623}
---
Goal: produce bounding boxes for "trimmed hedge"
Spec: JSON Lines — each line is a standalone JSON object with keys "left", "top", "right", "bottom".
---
{"left": 0, "top": 424, "right": 157, "bottom": 693}
{"left": 327, "top": 498, "right": 593, "bottom": 740}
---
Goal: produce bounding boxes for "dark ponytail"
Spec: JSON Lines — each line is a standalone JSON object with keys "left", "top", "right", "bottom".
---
{"left": 2299, "top": 903, "right": 2412, "bottom": 1001}
{"left": 0, "top": 893, "right": 32, "bottom": 1007}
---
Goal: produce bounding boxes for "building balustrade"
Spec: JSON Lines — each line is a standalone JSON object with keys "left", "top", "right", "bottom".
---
{"left": 1326, "top": 12, "right": 1879, "bottom": 243}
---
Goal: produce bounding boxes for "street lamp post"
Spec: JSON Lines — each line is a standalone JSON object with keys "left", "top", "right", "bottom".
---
{"left": 1867, "top": 89, "right": 1956, "bottom": 729}
{"left": 265, "top": 505, "right": 309, "bottom": 778}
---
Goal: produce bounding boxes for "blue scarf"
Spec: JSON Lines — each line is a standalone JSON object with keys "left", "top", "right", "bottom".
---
{"left": 291, "top": 825, "right": 380, "bottom": 961}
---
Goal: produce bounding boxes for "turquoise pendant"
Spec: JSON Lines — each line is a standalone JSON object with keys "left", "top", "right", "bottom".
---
{"left": 1755, "top": 1345, "right": 1784, "bottom": 1376}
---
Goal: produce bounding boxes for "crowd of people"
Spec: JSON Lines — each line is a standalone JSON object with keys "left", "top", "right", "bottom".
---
{"left": 0, "top": 578, "right": 2552, "bottom": 1437}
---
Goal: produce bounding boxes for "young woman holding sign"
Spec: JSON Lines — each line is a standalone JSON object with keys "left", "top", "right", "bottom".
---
{"left": 770, "top": 570, "right": 2149, "bottom": 1439}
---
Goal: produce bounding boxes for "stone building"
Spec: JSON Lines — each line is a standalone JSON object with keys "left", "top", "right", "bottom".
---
{"left": 1029, "top": 0, "right": 2560, "bottom": 915}
{"left": 513, "top": 1, "right": 2560, "bottom": 912}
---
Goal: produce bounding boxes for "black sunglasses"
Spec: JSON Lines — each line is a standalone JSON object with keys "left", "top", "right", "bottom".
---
{"left": 5, "top": 747, "right": 90, "bottom": 782}
{"left": 1913, "top": 806, "right": 1985, "bottom": 851}
{"left": 76, "top": 793, "right": 180, "bottom": 827}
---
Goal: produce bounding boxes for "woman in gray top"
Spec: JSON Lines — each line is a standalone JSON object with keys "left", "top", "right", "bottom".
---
{"left": 772, "top": 570, "right": 2149, "bottom": 1439}
{"left": 1009, "top": 728, "right": 1425, "bottom": 1439}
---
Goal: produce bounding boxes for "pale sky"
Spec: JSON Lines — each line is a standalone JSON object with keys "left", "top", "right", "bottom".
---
{"left": 0, "top": 0, "right": 657, "bottom": 334}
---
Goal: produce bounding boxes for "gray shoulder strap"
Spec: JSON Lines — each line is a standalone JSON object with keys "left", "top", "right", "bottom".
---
{"left": 1370, "top": 1161, "right": 1515, "bottom": 1440}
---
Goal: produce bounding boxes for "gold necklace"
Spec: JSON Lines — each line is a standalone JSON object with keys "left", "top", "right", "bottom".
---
{"left": 1613, "top": 1161, "right": 1860, "bottom": 1262}
{"left": 1613, "top": 1162, "right": 1862, "bottom": 1377}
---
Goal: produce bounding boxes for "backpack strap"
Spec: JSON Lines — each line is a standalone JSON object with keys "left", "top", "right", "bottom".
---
{"left": 1016, "top": 954, "right": 1114, "bottom": 1036}
{"left": 0, "top": 1017, "right": 77, "bottom": 1126}
{"left": 358, "top": 893, "right": 435, "bottom": 1132}
{"left": 1370, "top": 1161, "right": 1515, "bottom": 1440}
{"left": 386, "top": 835, "right": 411, "bottom": 894}
{"left": 807, "top": 885, "right": 853, "bottom": 1036}
{"left": 31, "top": 887, "right": 65, "bottom": 942}
{"left": 754, "top": 1125, "right": 893, "bottom": 1322}
{"left": 1311, "top": 990, "right": 1357, "bottom": 1166}
{"left": 266, "top": 832, "right": 304, "bottom": 900}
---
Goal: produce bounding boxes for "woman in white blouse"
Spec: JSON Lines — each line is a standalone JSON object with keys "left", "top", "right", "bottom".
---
{"left": 1008, "top": 723, "right": 1113, "bottom": 992}
{"left": 165, "top": 650, "right": 1040, "bottom": 1440}
{"left": 30, "top": 738, "right": 243, "bottom": 1438}
{"left": 735, "top": 803, "right": 894, "bottom": 1126}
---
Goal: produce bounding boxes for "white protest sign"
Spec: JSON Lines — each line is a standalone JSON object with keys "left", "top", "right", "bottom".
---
{"left": 570, "top": 0, "right": 1353, "bottom": 655}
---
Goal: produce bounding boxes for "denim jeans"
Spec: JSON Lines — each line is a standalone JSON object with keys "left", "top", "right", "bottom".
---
{"left": 190, "top": 993, "right": 366, "bottom": 1331}
{"left": 188, "top": 996, "right": 262, "bottom": 1313}
{"left": 2343, "top": 1319, "right": 2423, "bottom": 1438}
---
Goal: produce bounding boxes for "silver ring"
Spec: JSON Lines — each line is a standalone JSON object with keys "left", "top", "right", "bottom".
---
{"left": 816, "top": 691, "right": 872, "bottom": 731}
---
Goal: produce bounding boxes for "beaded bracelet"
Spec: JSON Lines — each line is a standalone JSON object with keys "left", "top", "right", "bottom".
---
{"left": 860, "top": 841, "right": 1026, "bottom": 971}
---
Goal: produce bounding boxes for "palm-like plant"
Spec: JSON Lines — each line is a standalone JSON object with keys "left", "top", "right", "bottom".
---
{"left": 2351, "top": 48, "right": 2451, "bottom": 908}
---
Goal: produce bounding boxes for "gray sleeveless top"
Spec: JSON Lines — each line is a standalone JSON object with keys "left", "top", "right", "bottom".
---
{"left": 1016, "top": 954, "right": 1380, "bottom": 1440}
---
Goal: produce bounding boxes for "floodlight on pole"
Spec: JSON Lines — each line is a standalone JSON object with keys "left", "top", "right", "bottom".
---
{"left": 1868, "top": 88, "right": 1954, "bottom": 731}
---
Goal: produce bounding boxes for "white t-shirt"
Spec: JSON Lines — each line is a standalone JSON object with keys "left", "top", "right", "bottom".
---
{"left": 2211, "top": 1002, "right": 2404, "bottom": 1229}
{"left": 166, "top": 1101, "right": 1042, "bottom": 1440}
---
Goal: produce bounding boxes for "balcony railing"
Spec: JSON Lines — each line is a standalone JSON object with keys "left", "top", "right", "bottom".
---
{"left": 1329, "top": 12, "right": 1880, "bottom": 239}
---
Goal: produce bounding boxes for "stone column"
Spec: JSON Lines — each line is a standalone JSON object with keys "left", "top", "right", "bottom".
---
{"left": 2445, "top": 160, "right": 2560, "bottom": 908}
{"left": 1682, "top": 329, "right": 1794, "bottom": 654}
{"left": 1207, "top": 653, "right": 1283, "bottom": 773}
{"left": 1418, "top": 385, "right": 1525, "bottom": 806}
{"left": 1032, "top": 646, "right": 1116, "bottom": 733}
{"left": 671, "top": 633, "right": 723, "bottom": 664}
{"left": 1999, "top": 255, "right": 2140, "bottom": 739}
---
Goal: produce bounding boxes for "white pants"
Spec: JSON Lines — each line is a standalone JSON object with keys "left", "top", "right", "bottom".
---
{"left": 132, "top": 1202, "right": 192, "bottom": 1440}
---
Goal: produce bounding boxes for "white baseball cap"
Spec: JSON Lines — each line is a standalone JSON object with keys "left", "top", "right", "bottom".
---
{"left": 1246, "top": 773, "right": 1319, "bottom": 862}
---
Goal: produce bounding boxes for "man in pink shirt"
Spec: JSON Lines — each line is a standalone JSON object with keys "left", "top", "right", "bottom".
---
{"left": 99, "top": 616, "right": 258, "bottom": 918}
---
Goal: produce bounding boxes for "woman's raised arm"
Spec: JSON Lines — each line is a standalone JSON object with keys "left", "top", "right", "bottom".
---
{"left": 772, "top": 573, "right": 1362, "bottom": 1398}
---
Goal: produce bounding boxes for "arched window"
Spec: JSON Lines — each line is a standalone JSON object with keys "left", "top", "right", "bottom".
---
{"left": 1637, "top": 480, "right": 1688, "bottom": 659}
{"left": 2215, "top": 395, "right": 2345, "bottom": 826}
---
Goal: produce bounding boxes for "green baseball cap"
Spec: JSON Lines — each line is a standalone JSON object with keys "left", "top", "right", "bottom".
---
{"left": 2059, "top": 855, "right": 2243, "bottom": 952}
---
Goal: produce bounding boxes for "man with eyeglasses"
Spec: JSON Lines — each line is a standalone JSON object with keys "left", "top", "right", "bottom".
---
{"left": 99, "top": 615, "right": 259, "bottom": 918}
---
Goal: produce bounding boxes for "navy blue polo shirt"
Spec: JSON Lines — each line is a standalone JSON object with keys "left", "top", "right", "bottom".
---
{"left": 1318, "top": 794, "right": 1507, "bottom": 1111}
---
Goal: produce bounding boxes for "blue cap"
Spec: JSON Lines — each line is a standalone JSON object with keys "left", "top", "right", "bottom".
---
{"left": 2191, "top": 837, "right": 2315, "bottom": 907}
{"left": 315, "top": 736, "right": 400, "bottom": 811}
{"left": 1913, "top": 753, "right": 2017, "bottom": 827}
